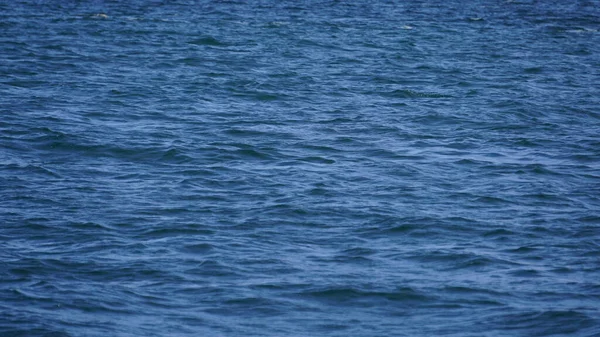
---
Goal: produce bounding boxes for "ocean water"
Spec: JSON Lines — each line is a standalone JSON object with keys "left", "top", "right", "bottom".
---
{"left": 1, "top": 0, "right": 599, "bottom": 336}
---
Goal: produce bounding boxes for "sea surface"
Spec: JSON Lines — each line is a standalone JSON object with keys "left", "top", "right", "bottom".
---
{"left": 1, "top": 1, "right": 600, "bottom": 336}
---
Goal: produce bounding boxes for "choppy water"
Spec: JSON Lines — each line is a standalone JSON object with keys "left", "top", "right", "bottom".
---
{"left": 1, "top": 1, "right": 600, "bottom": 336}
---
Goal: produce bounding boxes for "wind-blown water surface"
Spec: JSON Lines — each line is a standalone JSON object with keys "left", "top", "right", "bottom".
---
{"left": 1, "top": 1, "right": 599, "bottom": 336}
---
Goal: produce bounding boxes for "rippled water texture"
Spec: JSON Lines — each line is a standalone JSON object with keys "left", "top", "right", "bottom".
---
{"left": 1, "top": 1, "right": 600, "bottom": 336}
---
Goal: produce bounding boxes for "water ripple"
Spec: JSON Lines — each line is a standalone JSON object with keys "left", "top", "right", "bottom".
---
{"left": 1, "top": 0, "right": 599, "bottom": 336}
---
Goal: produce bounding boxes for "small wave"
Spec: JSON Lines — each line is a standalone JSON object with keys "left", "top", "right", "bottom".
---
{"left": 386, "top": 223, "right": 419, "bottom": 233}
{"left": 183, "top": 260, "right": 242, "bottom": 278}
{"left": 509, "top": 268, "right": 542, "bottom": 277}
{"left": 503, "top": 246, "right": 538, "bottom": 254}
{"left": 3, "top": 163, "right": 61, "bottom": 178}
{"left": 483, "top": 228, "right": 516, "bottom": 237}
{"left": 564, "top": 28, "right": 598, "bottom": 34}
{"left": 443, "top": 285, "right": 506, "bottom": 297}
{"left": 141, "top": 227, "right": 215, "bottom": 238}
{"left": 232, "top": 148, "right": 272, "bottom": 160}
{"left": 299, "top": 286, "right": 432, "bottom": 305}
{"left": 92, "top": 13, "right": 109, "bottom": 19}
{"left": 383, "top": 89, "right": 453, "bottom": 99}
{"left": 232, "top": 90, "right": 283, "bottom": 101}
{"left": 187, "top": 36, "right": 226, "bottom": 46}
{"left": 299, "top": 156, "right": 335, "bottom": 164}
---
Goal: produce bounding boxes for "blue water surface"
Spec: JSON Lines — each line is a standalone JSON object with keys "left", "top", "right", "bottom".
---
{"left": 1, "top": 1, "right": 600, "bottom": 336}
